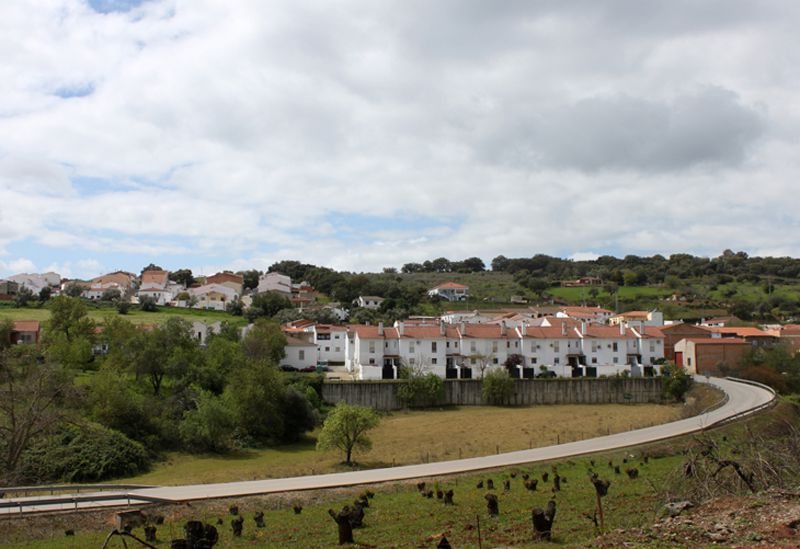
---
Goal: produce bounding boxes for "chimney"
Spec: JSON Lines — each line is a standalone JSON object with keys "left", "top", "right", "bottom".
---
{"left": 460, "top": 321, "right": 466, "bottom": 333}
{"left": 378, "top": 321, "right": 384, "bottom": 336}
{"left": 439, "top": 320, "right": 446, "bottom": 336}
{"left": 398, "top": 321, "right": 405, "bottom": 336}
{"left": 581, "top": 321, "right": 587, "bottom": 335}
{"left": 521, "top": 321, "right": 527, "bottom": 337}
{"left": 500, "top": 321, "right": 507, "bottom": 336}
{"left": 561, "top": 321, "right": 567, "bottom": 336}
{"left": 619, "top": 322, "right": 625, "bottom": 336}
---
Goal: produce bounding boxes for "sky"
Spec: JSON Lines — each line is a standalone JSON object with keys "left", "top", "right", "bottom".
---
{"left": 1, "top": 1, "right": 799, "bottom": 279}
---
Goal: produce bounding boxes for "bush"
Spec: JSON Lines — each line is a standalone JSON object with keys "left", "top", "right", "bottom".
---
{"left": 19, "top": 424, "right": 150, "bottom": 483}
{"left": 661, "top": 362, "right": 693, "bottom": 402}
{"left": 398, "top": 372, "right": 444, "bottom": 408}
{"left": 482, "top": 368, "right": 515, "bottom": 405}
{"left": 139, "top": 296, "right": 158, "bottom": 312}
{"left": 179, "top": 392, "right": 238, "bottom": 453}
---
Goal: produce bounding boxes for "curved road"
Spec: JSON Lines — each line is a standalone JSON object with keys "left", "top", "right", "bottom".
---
{"left": 0, "top": 376, "right": 775, "bottom": 515}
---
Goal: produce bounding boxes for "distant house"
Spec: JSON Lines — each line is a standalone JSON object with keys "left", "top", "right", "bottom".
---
{"left": 559, "top": 306, "right": 614, "bottom": 324}
{"left": 0, "top": 279, "right": 19, "bottom": 299}
{"left": 560, "top": 276, "right": 602, "bottom": 287}
{"left": 137, "top": 270, "right": 176, "bottom": 305}
{"left": 609, "top": 310, "right": 664, "bottom": 328}
{"left": 206, "top": 272, "right": 244, "bottom": 295}
{"left": 282, "top": 336, "right": 317, "bottom": 370}
{"left": 356, "top": 296, "right": 384, "bottom": 310}
{"left": 187, "top": 284, "right": 239, "bottom": 311}
{"left": 655, "top": 323, "right": 713, "bottom": 362}
{"left": 11, "top": 320, "right": 41, "bottom": 345}
{"left": 6, "top": 272, "right": 61, "bottom": 294}
{"left": 257, "top": 272, "right": 292, "bottom": 295}
{"left": 428, "top": 282, "right": 469, "bottom": 302}
{"left": 674, "top": 338, "right": 750, "bottom": 375}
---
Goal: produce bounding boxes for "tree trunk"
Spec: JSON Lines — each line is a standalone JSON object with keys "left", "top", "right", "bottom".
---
{"left": 329, "top": 508, "right": 354, "bottom": 545}
{"left": 532, "top": 500, "right": 557, "bottom": 541}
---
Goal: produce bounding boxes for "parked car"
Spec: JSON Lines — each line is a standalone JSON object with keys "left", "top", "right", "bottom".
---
{"left": 280, "top": 365, "right": 298, "bottom": 372}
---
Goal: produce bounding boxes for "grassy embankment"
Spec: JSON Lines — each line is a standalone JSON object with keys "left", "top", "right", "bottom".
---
{"left": 0, "top": 386, "right": 742, "bottom": 549}
{"left": 0, "top": 301, "right": 246, "bottom": 327}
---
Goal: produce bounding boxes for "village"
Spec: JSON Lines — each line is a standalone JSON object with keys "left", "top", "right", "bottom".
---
{"left": 3, "top": 268, "right": 796, "bottom": 382}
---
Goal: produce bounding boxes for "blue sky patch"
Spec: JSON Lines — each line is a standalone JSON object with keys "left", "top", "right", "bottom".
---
{"left": 88, "top": 0, "right": 147, "bottom": 14}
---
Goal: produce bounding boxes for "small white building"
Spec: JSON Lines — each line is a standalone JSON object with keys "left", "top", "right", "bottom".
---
{"left": 257, "top": 272, "right": 292, "bottom": 295}
{"left": 428, "top": 282, "right": 469, "bottom": 301}
{"left": 356, "top": 296, "right": 384, "bottom": 310}
{"left": 282, "top": 336, "right": 317, "bottom": 370}
{"left": 187, "top": 283, "right": 239, "bottom": 311}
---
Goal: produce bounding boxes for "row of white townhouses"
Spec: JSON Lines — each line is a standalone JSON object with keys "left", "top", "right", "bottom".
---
{"left": 340, "top": 318, "right": 664, "bottom": 381}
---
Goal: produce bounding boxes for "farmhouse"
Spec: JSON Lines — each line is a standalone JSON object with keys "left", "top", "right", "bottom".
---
{"left": 428, "top": 282, "right": 469, "bottom": 301}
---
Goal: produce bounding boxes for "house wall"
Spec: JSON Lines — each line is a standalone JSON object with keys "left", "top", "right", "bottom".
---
{"left": 283, "top": 345, "right": 317, "bottom": 369}
{"left": 322, "top": 377, "right": 664, "bottom": 411}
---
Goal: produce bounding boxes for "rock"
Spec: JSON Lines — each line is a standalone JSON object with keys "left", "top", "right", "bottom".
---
{"left": 662, "top": 501, "right": 694, "bottom": 518}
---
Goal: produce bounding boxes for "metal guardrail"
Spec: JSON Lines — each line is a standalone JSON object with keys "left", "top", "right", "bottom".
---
{"left": 0, "top": 484, "right": 155, "bottom": 497}
{"left": 706, "top": 376, "right": 778, "bottom": 428}
{"left": 0, "top": 492, "right": 171, "bottom": 513}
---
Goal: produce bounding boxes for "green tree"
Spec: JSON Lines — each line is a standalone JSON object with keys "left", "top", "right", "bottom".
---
{"left": 138, "top": 296, "right": 158, "bottom": 312}
{"left": 0, "top": 319, "right": 13, "bottom": 350}
{"left": 63, "top": 282, "right": 84, "bottom": 298}
{"left": 240, "top": 269, "right": 260, "bottom": 291}
{"left": 316, "top": 403, "right": 380, "bottom": 465}
{"left": 179, "top": 392, "right": 237, "bottom": 453}
{"left": 45, "top": 296, "right": 96, "bottom": 369}
{"left": 246, "top": 292, "right": 292, "bottom": 321}
{"left": 397, "top": 370, "right": 444, "bottom": 408}
{"left": 661, "top": 362, "right": 693, "bottom": 402}
{"left": 224, "top": 360, "right": 286, "bottom": 444}
{"left": 100, "top": 288, "right": 121, "bottom": 302}
{"left": 14, "top": 286, "right": 34, "bottom": 307}
{"left": 38, "top": 287, "right": 52, "bottom": 303}
{"left": 169, "top": 269, "right": 195, "bottom": 287}
{"left": 131, "top": 318, "right": 199, "bottom": 395}
{"left": 482, "top": 368, "right": 515, "bottom": 405}
{"left": 240, "top": 319, "right": 286, "bottom": 364}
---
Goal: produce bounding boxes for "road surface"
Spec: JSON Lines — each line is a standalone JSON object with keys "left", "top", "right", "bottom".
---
{"left": 0, "top": 376, "right": 774, "bottom": 515}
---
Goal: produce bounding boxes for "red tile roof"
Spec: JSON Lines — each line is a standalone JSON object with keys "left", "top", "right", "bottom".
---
{"left": 433, "top": 282, "right": 469, "bottom": 289}
{"left": 13, "top": 320, "right": 40, "bottom": 332}
{"left": 705, "top": 327, "right": 775, "bottom": 338}
{"left": 685, "top": 338, "right": 748, "bottom": 345}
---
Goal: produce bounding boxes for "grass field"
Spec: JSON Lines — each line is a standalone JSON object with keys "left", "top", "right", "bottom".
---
{"left": 0, "top": 302, "right": 245, "bottom": 327}
{"left": 120, "top": 403, "right": 684, "bottom": 486}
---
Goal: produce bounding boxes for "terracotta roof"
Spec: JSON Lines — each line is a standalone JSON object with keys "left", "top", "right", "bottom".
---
{"left": 206, "top": 272, "right": 243, "bottom": 285}
{"left": 685, "top": 338, "right": 749, "bottom": 345}
{"left": 519, "top": 325, "right": 578, "bottom": 339}
{"left": 460, "top": 324, "right": 517, "bottom": 339}
{"left": 583, "top": 326, "right": 638, "bottom": 339}
{"left": 285, "top": 335, "right": 316, "bottom": 347}
{"left": 13, "top": 320, "right": 40, "bottom": 332}
{"left": 560, "top": 306, "right": 613, "bottom": 315}
{"left": 433, "top": 282, "right": 469, "bottom": 289}
{"left": 705, "top": 327, "right": 775, "bottom": 338}
{"left": 615, "top": 311, "right": 650, "bottom": 318}
{"left": 141, "top": 270, "right": 168, "bottom": 286}
{"left": 398, "top": 325, "right": 447, "bottom": 339}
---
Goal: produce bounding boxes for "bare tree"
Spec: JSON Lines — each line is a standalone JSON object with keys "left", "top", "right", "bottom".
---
{"left": 465, "top": 352, "right": 496, "bottom": 379}
{"left": 0, "top": 350, "right": 70, "bottom": 480}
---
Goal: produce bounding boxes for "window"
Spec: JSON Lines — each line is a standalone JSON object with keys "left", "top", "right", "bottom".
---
{"left": 492, "top": 358, "right": 498, "bottom": 364}
{"left": 613, "top": 357, "right": 618, "bottom": 364}
{"left": 325, "top": 346, "right": 330, "bottom": 352}
{"left": 591, "top": 341, "right": 597, "bottom": 353}
{"left": 592, "top": 357, "right": 597, "bottom": 364}
{"left": 409, "top": 342, "right": 415, "bottom": 353}
{"left": 554, "top": 342, "right": 560, "bottom": 352}
{"left": 299, "top": 350, "right": 305, "bottom": 360}
{"left": 369, "top": 358, "right": 375, "bottom": 365}
{"left": 531, "top": 343, "right": 536, "bottom": 352}
{"left": 446, "top": 341, "right": 450, "bottom": 348}
{"left": 649, "top": 342, "right": 655, "bottom": 352}
{"left": 334, "top": 334, "right": 340, "bottom": 339}
{"left": 470, "top": 341, "right": 476, "bottom": 353}
{"left": 612, "top": 342, "right": 618, "bottom": 352}
{"left": 432, "top": 341, "right": 437, "bottom": 352}
{"left": 492, "top": 342, "right": 498, "bottom": 353}
{"left": 554, "top": 358, "right": 560, "bottom": 364}
{"left": 471, "top": 357, "right": 476, "bottom": 365}
{"left": 369, "top": 342, "right": 375, "bottom": 353}
{"left": 335, "top": 347, "right": 340, "bottom": 352}
{"left": 531, "top": 357, "right": 537, "bottom": 364}
{"left": 687, "top": 358, "right": 692, "bottom": 366}
{"left": 431, "top": 358, "right": 437, "bottom": 364}
{"left": 409, "top": 358, "right": 416, "bottom": 365}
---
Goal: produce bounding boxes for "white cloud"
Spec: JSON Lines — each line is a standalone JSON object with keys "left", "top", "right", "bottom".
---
{"left": 0, "top": 258, "right": 37, "bottom": 276}
{"left": 0, "top": 1, "right": 799, "bottom": 272}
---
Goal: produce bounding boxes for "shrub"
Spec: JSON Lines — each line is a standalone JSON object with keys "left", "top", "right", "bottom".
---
{"left": 179, "top": 392, "right": 238, "bottom": 453}
{"left": 661, "top": 362, "right": 693, "bottom": 402}
{"left": 139, "top": 296, "right": 158, "bottom": 312}
{"left": 19, "top": 424, "right": 150, "bottom": 483}
{"left": 483, "top": 368, "right": 515, "bottom": 405}
{"left": 398, "top": 372, "right": 444, "bottom": 408}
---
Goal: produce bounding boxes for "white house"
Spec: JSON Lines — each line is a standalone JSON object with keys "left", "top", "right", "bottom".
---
{"left": 311, "top": 324, "right": 348, "bottom": 364}
{"left": 257, "top": 272, "right": 292, "bottom": 295}
{"left": 187, "top": 283, "right": 239, "bottom": 311}
{"left": 7, "top": 272, "right": 61, "bottom": 294}
{"left": 356, "top": 296, "right": 384, "bottom": 310}
{"left": 427, "top": 282, "right": 469, "bottom": 301}
{"left": 282, "top": 336, "right": 317, "bottom": 370}
{"left": 609, "top": 310, "right": 664, "bottom": 328}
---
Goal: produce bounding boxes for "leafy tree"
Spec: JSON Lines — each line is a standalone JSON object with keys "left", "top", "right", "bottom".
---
{"left": 316, "top": 403, "right": 380, "bottom": 465}
{"left": 38, "top": 287, "right": 52, "bottom": 303}
{"left": 139, "top": 295, "right": 158, "bottom": 312}
{"left": 482, "top": 368, "right": 515, "bottom": 405}
{"left": 280, "top": 387, "right": 319, "bottom": 442}
{"left": 401, "top": 262, "right": 424, "bottom": 273}
{"left": 226, "top": 297, "right": 244, "bottom": 316}
{"left": 246, "top": 292, "right": 292, "bottom": 321}
{"left": 101, "top": 288, "right": 121, "bottom": 302}
{"left": 224, "top": 359, "right": 287, "bottom": 444}
{"left": 239, "top": 269, "right": 260, "bottom": 291}
{"left": 0, "top": 320, "right": 13, "bottom": 350}
{"left": 63, "top": 282, "right": 84, "bottom": 298}
{"left": 179, "top": 392, "right": 237, "bottom": 453}
{"left": 116, "top": 300, "right": 131, "bottom": 315}
{"left": 240, "top": 319, "right": 286, "bottom": 364}
{"left": 45, "top": 296, "right": 96, "bottom": 369}
{"left": 169, "top": 269, "right": 195, "bottom": 287}
{"left": 0, "top": 350, "right": 72, "bottom": 480}
{"left": 14, "top": 286, "right": 34, "bottom": 307}
{"left": 661, "top": 362, "right": 693, "bottom": 402}
{"left": 460, "top": 257, "right": 486, "bottom": 272}
{"left": 86, "top": 369, "right": 161, "bottom": 447}
{"left": 139, "top": 263, "right": 163, "bottom": 276}
{"left": 397, "top": 370, "right": 444, "bottom": 408}
{"left": 130, "top": 318, "right": 199, "bottom": 395}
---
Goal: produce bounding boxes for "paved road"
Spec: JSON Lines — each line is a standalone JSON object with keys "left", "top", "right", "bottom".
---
{"left": 0, "top": 376, "right": 774, "bottom": 515}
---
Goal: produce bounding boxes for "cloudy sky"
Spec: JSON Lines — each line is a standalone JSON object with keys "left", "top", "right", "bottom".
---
{"left": 1, "top": 0, "right": 799, "bottom": 279}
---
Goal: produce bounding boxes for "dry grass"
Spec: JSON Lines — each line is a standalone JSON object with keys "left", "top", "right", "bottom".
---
{"left": 121, "top": 403, "right": 682, "bottom": 486}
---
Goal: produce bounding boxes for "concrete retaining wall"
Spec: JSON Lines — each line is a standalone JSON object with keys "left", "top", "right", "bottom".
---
{"left": 321, "top": 378, "right": 664, "bottom": 411}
